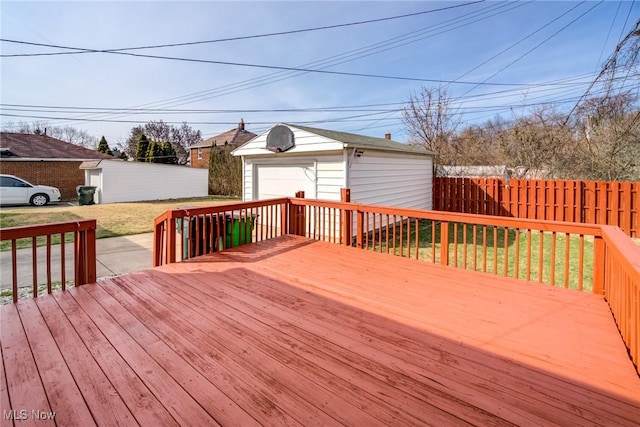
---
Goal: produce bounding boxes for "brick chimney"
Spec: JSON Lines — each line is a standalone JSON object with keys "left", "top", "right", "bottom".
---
{"left": 238, "top": 118, "right": 245, "bottom": 131}
{"left": 384, "top": 132, "right": 391, "bottom": 140}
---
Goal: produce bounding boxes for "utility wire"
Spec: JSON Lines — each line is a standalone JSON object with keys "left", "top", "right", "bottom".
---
{"left": 454, "top": 1, "right": 604, "bottom": 101}
{"left": 0, "top": 1, "right": 484, "bottom": 57}
{"left": 446, "top": 1, "right": 585, "bottom": 87}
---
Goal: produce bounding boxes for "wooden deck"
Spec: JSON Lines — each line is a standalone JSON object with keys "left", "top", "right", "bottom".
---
{"left": 2, "top": 235, "right": 639, "bottom": 426}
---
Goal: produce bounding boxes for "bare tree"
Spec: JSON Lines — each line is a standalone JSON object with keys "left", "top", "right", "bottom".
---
{"left": 402, "top": 87, "right": 460, "bottom": 165}
{"left": 121, "top": 120, "right": 200, "bottom": 164}
{"left": 1, "top": 121, "right": 98, "bottom": 148}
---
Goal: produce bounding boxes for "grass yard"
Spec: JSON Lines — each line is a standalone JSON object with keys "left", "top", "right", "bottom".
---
{"left": 0, "top": 196, "right": 239, "bottom": 250}
{"left": 367, "top": 220, "right": 594, "bottom": 292}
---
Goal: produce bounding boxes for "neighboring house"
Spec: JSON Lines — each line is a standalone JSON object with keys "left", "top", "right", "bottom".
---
{"left": 232, "top": 123, "right": 435, "bottom": 210}
{"left": 0, "top": 132, "right": 113, "bottom": 200}
{"left": 80, "top": 159, "right": 208, "bottom": 204}
{"left": 190, "top": 119, "right": 256, "bottom": 168}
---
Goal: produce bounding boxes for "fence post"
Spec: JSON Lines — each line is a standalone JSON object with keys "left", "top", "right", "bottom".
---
{"left": 440, "top": 221, "right": 449, "bottom": 266}
{"left": 341, "top": 188, "right": 351, "bottom": 245}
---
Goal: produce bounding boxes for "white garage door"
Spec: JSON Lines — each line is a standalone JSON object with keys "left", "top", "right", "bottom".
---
{"left": 255, "top": 164, "right": 316, "bottom": 200}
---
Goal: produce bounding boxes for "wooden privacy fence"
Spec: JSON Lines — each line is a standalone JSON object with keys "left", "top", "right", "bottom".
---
{"left": 433, "top": 177, "right": 639, "bottom": 238}
{"left": 0, "top": 220, "right": 97, "bottom": 303}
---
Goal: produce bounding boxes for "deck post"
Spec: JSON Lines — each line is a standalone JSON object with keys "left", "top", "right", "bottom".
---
{"left": 292, "top": 191, "right": 305, "bottom": 236}
{"left": 341, "top": 188, "right": 351, "bottom": 246}
{"left": 593, "top": 235, "right": 605, "bottom": 294}
{"left": 153, "top": 219, "right": 164, "bottom": 267}
{"left": 440, "top": 221, "right": 449, "bottom": 266}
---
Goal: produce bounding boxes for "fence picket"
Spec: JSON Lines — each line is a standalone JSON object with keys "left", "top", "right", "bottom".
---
{"left": 434, "top": 177, "right": 638, "bottom": 237}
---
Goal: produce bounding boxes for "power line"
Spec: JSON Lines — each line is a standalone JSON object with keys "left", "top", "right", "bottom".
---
{"left": 36, "top": 2, "right": 522, "bottom": 128}
{"left": 454, "top": 1, "right": 604, "bottom": 100}
{"left": 446, "top": 1, "right": 586, "bottom": 87}
{"left": 0, "top": 1, "right": 484, "bottom": 57}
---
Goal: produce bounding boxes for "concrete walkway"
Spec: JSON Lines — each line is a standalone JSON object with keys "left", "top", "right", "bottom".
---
{"left": 1, "top": 233, "right": 154, "bottom": 291}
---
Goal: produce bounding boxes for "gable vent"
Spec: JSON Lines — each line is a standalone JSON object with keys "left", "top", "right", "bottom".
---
{"left": 266, "top": 125, "right": 295, "bottom": 153}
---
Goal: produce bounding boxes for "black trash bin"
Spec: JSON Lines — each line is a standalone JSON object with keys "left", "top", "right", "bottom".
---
{"left": 76, "top": 186, "right": 96, "bottom": 205}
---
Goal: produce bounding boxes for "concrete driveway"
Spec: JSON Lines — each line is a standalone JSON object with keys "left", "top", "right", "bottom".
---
{"left": 1, "top": 233, "right": 154, "bottom": 292}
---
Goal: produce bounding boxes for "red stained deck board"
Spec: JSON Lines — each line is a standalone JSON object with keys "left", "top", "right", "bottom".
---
{"left": 1, "top": 235, "right": 639, "bottom": 426}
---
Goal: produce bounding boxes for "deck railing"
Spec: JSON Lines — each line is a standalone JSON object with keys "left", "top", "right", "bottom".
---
{"left": 153, "top": 198, "right": 289, "bottom": 266}
{"left": 153, "top": 193, "right": 639, "bottom": 374}
{"left": 600, "top": 225, "right": 640, "bottom": 373}
{"left": 0, "top": 220, "right": 97, "bottom": 303}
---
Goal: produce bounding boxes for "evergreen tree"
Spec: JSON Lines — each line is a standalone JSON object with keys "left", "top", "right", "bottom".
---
{"left": 161, "top": 141, "right": 177, "bottom": 164}
{"left": 146, "top": 141, "right": 164, "bottom": 163}
{"left": 135, "top": 133, "right": 150, "bottom": 162}
{"left": 97, "top": 136, "right": 113, "bottom": 155}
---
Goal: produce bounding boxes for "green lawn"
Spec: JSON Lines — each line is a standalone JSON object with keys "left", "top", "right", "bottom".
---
{"left": 0, "top": 196, "right": 239, "bottom": 251}
{"left": 366, "top": 220, "right": 594, "bottom": 292}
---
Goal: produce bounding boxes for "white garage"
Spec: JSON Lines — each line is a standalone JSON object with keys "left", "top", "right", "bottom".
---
{"left": 79, "top": 159, "right": 208, "bottom": 203}
{"left": 232, "top": 123, "right": 435, "bottom": 209}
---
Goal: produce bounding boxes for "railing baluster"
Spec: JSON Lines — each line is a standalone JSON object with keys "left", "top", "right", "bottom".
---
{"left": 12, "top": 240, "right": 18, "bottom": 303}
{"left": 526, "top": 229, "right": 532, "bottom": 281}
{"left": 579, "top": 234, "right": 584, "bottom": 291}
{"left": 515, "top": 229, "right": 520, "bottom": 279}
{"left": 482, "top": 225, "right": 488, "bottom": 273}
{"left": 463, "top": 223, "right": 468, "bottom": 269}
{"left": 415, "top": 218, "right": 419, "bottom": 260}
{"left": 493, "top": 226, "right": 498, "bottom": 275}
{"left": 32, "top": 236, "right": 38, "bottom": 298}
{"left": 551, "top": 231, "right": 557, "bottom": 285}
{"left": 472, "top": 225, "right": 478, "bottom": 272}
{"left": 503, "top": 227, "right": 509, "bottom": 277}
{"left": 564, "top": 233, "right": 570, "bottom": 288}
{"left": 538, "top": 230, "right": 544, "bottom": 283}
{"left": 60, "top": 232, "right": 66, "bottom": 291}
{"left": 46, "top": 235, "right": 52, "bottom": 294}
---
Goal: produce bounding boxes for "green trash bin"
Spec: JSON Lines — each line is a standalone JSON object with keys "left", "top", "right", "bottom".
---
{"left": 224, "top": 214, "right": 256, "bottom": 248}
{"left": 76, "top": 186, "right": 96, "bottom": 205}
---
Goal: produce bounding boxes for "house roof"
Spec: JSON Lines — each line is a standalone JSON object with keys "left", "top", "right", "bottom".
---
{"left": 0, "top": 132, "right": 114, "bottom": 160}
{"left": 191, "top": 119, "right": 257, "bottom": 149}
{"left": 287, "top": 124, "right": 436, "bottom": 155}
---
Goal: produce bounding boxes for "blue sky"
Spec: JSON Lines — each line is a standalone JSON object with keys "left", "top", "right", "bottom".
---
{"left": 1, "top": 1, "right": 638, "bottom": 147}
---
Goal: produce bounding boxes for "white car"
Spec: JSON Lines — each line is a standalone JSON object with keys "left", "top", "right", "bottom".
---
{"left": 0, "top": 174, "right": 61, "bottom": 206}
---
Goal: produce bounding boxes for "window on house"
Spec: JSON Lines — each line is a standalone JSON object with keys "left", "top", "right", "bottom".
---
{"left": 197, "top": 147, "right": 202, "bottom": 159}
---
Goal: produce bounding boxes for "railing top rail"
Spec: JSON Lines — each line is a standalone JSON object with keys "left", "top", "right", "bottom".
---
{"left": 601, "top": 225, "right": 640, "bottom": 275}
{"left": 0, "top": 219, "right": 97, "bottom": 241}
{"left": 287, "top": 197, "right": 603, "bottom": 236}
{"left": 153, "top": 198, "right": 290, "bottom": 223}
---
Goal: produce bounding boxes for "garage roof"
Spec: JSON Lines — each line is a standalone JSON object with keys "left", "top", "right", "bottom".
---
{"left": 233, "top": 124, "right": 435, "bottom": 156}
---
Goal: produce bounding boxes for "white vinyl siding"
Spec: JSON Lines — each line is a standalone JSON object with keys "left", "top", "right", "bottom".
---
{"left": 315, "top": 155, "right": 344, "bottom": 201}
{"left": 349, "top": 151, "right": 432, "bottom": 209}
{"left": 243, "top": 158, "right": 253, "bottom": 201}
{"left": 233, "top": 127, "right": 344, "bottom": 156}
{"left": 84, "top": 160, "right": 208, "bottom": 203}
